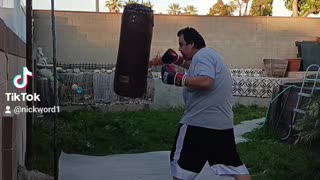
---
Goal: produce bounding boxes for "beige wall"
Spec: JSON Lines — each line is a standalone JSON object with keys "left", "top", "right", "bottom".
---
{"left": 0, "top": 18, "right": 26, "bottom": 180}
{"left": 0, "top": 51, "right": 27, "bottom": 180}
{"left": 33, "top": 10, "right": 320, "bottom": 68}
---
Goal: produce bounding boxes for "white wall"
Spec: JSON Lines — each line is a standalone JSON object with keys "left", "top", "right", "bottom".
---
{"left": 0, "top": 0, "right": 26, "bottom": 42}
{"left": 0, "top": 0, "right": 14, "bottom": 8}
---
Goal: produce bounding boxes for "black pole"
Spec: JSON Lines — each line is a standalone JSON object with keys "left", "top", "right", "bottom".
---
{"left": 50, "top": 0, "right": 58, "bottom": 179}
{"left": 25, "top": 0, "right": 33, "bottom": 171}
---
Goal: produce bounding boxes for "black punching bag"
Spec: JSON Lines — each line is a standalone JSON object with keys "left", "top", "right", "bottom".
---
{"left": 114, "top": 4, "right": 154, "bottom": 98}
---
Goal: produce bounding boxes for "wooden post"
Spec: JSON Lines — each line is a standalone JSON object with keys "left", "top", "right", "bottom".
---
{"left": 2, "top": 113, "right": 17, "bottom": 180}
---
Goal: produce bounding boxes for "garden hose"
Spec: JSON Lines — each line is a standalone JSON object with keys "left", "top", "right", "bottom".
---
{"left": 259, "top": 85, "right": 297, "bottom": 128}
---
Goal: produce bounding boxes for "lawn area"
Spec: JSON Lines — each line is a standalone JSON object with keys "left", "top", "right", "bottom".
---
{"left": 32, "top": 104, "right": 320, "bottom": 179}
{"left": 238, "top": 128, "right": 320, "bottom": 180}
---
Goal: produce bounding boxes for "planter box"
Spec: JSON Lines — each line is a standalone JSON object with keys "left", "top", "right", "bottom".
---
{"left": 263, "top": 59, "right": 288, "bottom": 77}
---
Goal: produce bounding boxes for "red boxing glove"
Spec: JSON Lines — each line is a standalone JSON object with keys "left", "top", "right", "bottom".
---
{"left": 161, "top": 65, "right": 187, "bottom": 86}
{"left": 161, "top": 49, "right": 185, "bottom": 66}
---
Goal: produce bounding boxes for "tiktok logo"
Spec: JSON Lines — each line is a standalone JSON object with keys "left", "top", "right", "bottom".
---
{"left": 5, "top": 67, "right": 41, "bottom": 103}
{"left": 13, "top": 67, "right": 33, "bottom": 90}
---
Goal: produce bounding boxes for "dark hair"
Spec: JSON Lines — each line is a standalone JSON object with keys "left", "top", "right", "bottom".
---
{"left": 177, "top": 27, "right": 206, "bottom": 49}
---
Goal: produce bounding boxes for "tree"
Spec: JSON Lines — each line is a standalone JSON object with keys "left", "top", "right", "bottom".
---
{"left": 142, "top": 1, "right": 154, "bottom": 10}
{"left": 285, "top": 0, "right": 320, "bottom": 17}
{"left": 124, "top": 0, "right": 154, "bottom": 11}
{"left": 242, "top": 0, "right": 251, "bottom": 15}
{"left": 232, "top": 0, "right": 252, "bottom": 16}
{"left": 208, "top": 0, "right": 237, "bottom": 16}
{"left": 234, "top": 0, "right": 244, "bottom": 16}
{"left": 105, "top": 0, "right": 124, "bottom": 12}
{"left": 183, "top": 5, "right": 198, "bottom": 15}
{"left": 125, "top": 0, "right": 138, "bottom": 5}
{"left": 250, "top": 0, "right": 273, "bottom": 16}
{"left": 168, "top": 3, "right": 182, "bottom": 15}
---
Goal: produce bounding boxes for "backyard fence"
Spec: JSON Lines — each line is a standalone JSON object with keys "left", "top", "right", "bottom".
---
{"left": 37, "top": 63, "right": 154, "bottom": 107}
{"left": 56, "top": 62, "right": 116, "bottom": 70}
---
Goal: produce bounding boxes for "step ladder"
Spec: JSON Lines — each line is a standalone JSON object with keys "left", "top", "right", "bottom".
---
{"left": 281, "top": 64, "right": 320, "bottom": 140}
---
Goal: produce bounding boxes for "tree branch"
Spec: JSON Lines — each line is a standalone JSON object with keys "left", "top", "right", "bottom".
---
{"left": 302, "top": 10, "right": 311, "bottom": 17}
{"left": 292, "top": 0, "right": 299, "bottom": 17}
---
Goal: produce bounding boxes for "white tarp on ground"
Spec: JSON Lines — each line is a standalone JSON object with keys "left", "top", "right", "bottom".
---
{"left": 59, "top": 151, "right": 232, "bottom": 180}
{"left": 59, "top": 118, "right": 264, "bottom": 180}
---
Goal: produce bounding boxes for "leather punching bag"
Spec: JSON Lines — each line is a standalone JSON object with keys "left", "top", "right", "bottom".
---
{"left": 114, "top": 4, "right": 154, "bottom": 98}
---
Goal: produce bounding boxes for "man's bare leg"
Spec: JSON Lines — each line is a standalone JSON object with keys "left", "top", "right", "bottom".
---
{"left": 234, "top": 175, "right": 251, "bottom": 180}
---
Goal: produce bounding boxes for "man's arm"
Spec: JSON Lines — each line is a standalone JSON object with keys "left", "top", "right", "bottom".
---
{"left": 161, "top": 65, "right": 214, "bottom": 90}
{"left": 184, "top": 76, "right": 214, "bottom": 91}
{"left": 160, "top": 49, "right": 193, "bottom": 69}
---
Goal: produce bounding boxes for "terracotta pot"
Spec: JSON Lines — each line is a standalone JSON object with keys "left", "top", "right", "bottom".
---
{"left": 288, "top": 58, "right": 302, "bottom": 71}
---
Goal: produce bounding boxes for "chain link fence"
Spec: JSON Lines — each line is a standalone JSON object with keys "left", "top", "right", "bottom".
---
{"left": 37, "top": 63, "right": 154, "bottom": 107}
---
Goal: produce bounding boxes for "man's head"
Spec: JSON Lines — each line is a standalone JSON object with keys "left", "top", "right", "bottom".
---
{"left": 177, "top": 27, "right": 206, "bottom": 60}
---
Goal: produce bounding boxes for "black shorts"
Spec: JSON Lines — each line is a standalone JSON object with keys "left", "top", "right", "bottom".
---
{"left": 170, "top": 124, "right": 249, "bottom": 179}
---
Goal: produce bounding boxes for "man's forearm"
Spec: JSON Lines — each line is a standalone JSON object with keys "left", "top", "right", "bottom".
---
{"left": 184, "top": 76, "right": 214, "bottom": 90}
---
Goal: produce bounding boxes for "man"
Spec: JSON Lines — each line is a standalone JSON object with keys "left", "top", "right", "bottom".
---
{"left": 160, "top": 27, "right": 251, "bottom": 180}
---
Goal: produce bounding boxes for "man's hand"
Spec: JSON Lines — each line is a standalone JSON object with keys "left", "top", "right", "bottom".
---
{"left": 162, "top": 49, "right": 185, "bottom": 66}
{"left": 161, "top": 65, "right": 187, "bottom": 86}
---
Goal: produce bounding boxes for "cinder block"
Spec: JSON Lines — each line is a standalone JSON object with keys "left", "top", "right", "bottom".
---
{"left": 105, "top": 14, "right": 121, "bottom": 22}
{"left": 6, "top": 83, "right": 19, "bottom": 108}
{"left": 0, "top": 82, "right": 8, "bottom": 115}
{"left": 17, "top": 39, "right": 26, "bottom": 58}
{"left": 7, "top": 54, "right": 18, "bottom": 81}
{"left": 33, "top": 18, "right": 52, "bottom": 27}
{"left": 0, "top": 52, "right": 7, "bottom": 85}
{"left": 76, "top": 12, "right": 93, "bottom": 20}
{"left": 0, "top": 18, "right": 7, "bottom": 52}
{"left": 6, "top": 79, "right": 20, "bottom": 95}
{"left": 2, "top": 114, "right": 16, "bottom": 149}
{"left": 6, "top": 31, "right": 16, "bottom": 55}
{"left": 17, "top": 57, "right": 26, "bottom": 75}
{"left": 15, "top": 110, "right": 26, "bottom": 166}
{"left": 93, "top": 13, "right": 106, "bottom": 21}
{"left": 35, "top": 10, "right": 51, "bottom": 19}
{"left": 2, "top": 147, "right": 17, "bottom": 180}
{"left": 55, "top": 17, "right": 68, "bottom": 25}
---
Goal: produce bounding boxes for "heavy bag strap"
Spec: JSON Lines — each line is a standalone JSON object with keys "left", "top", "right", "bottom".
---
{"left": 123, "top": 4, "right": 154, "bottom": 27}
{"left": 125, "top": 3, "right": 153, "bottom": 13}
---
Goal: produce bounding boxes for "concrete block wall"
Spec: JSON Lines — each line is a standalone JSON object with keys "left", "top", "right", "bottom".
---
{"left": 0, "top": 18, "right": 26, "bottom": 180}
{"left": 33, "top": 11, "right": 320, "bottom": 68}
{"left": 151, "top": 79, "right": 271, "bottom": 109}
